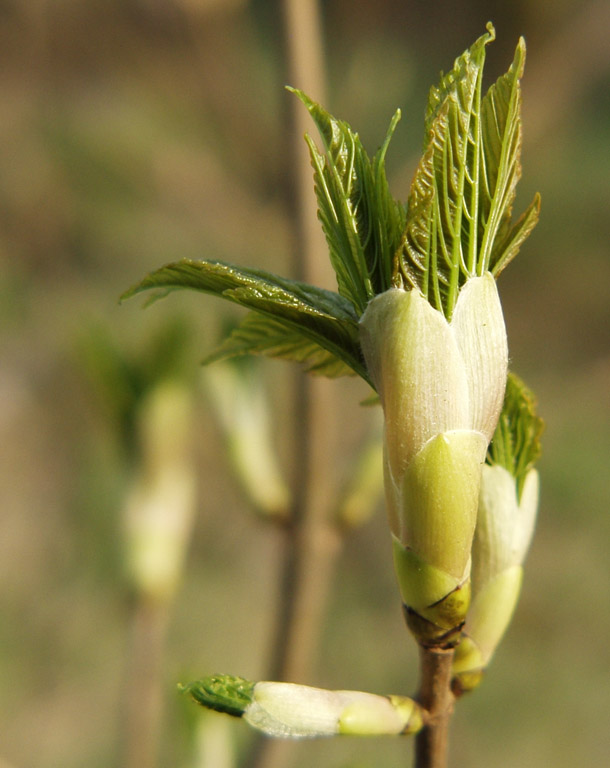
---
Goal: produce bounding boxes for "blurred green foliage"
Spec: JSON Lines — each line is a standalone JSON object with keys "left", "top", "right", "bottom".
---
{"left": 1, "top": 2, "right": 608, "bottom": 767}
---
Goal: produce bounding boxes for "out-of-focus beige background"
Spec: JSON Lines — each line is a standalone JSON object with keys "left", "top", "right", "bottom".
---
{"left": 1, "top": 1, "right": 609, "bottom": 767}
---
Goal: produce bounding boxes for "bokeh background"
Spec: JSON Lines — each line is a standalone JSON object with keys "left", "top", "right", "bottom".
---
{"left": 1, "top": 1, "right": 609, "bottom": 767}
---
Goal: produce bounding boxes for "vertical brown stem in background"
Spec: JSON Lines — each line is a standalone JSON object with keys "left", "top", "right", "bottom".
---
{"left": 269, "top": 0, "right": 338, "bottom": 684}
{"left": 244, "top": 1, "right": 339, "bottom": 767}
{"left": 415, "top": 647, "right": 455, "bottom": 768}
{"left": 122, "top": 597, "right": 169, "bottom": 768}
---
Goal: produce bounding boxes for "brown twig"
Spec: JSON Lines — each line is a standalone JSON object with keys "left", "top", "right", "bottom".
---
{"left": 415, "top": 646, "right": 456, "bottom": 768}
{"left": 121, "top": 596, "right": 169, "bottom": 768}
{"left": 243, "top": 2, "right": 338, "bottom": 767}
{"left": 267, "top": 0, "right": 334, "bottom": 685}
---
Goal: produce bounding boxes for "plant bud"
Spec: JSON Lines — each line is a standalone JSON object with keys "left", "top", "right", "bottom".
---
{"left": 245, "top": 682, "right": 422, "bottom": 738}
{"left": 183, "top": 676, "right": 423, "bottom": 738}
{"left": 453, "top": 465, "right": 539, "bottom": 691}
{"left": 359, "top": 274, "right": 508, "bottom": 641}
{"left": 124, "top": 382, "right": 197, "bottom": 601}
{"left": 472, "top": 464, "right": 539, "bottom": 585}
{"left": 360, "top": 274, "right": 507, "bottom": 484}
{"left": 204, "top": 362, "right": 290, "bottom": 520}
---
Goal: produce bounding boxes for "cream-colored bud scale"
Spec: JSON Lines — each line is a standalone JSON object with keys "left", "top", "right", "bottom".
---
{"left": 360, "top": 273, "right": 508, "bottom": 644}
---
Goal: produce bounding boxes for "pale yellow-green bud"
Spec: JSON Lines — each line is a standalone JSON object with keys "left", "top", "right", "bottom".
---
{"left": 203, "top": 363, "right": 290, "bottom": 521}
{"left": 473, "top": 465, "right": 538, "bottom": 585}
{"left": 184, "top": 675, "right": 423, "bottom": 738}
{"left": 124, "top": 381, "right": 197, "bottom": 601}
{"left": 359, "top": 275, "right": 508, "bottom": 641}
{"left": 244, "top": 682, "right": 422, "bottom": 738}
{"left": 453, "top": 465, "right": 539, "bottom": 691}
{"left": 335, "top": 434, "right": 384, "bottom": 530}
{"left": 360, "top": 274, "right": 507, "bottom": 484}
{"left": 399, "top": 431, "right": 487, "bottom": 579}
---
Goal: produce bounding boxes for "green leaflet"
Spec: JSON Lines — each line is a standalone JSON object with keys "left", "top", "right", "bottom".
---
{"left": 368, "top": 111, "right": 407, "bottom": 288}
{"left": 486, "top": 372, "right": 544, "bottom": 499}
{"left": 488, "top": 193, "right": 540, "bottom": 277}
{"left": 290, "top": 89, "right": 405, "bottom": 315}
{"left": 398, "top": 25, "right": 492, "bottom": 316}
{"left": 480, "top": 38, "right": 540, "bottom": 276}
{"left": 203, "top": 312, "right": 358, "bottom": 378}
{"left": 398, "top": 22, "right": 539, "bottom": 319}
{"left": 121, "top": 258, "right": 369, "bottom": 384}
{"left": 182, "top": 675, "right": 255, "bottom": 718}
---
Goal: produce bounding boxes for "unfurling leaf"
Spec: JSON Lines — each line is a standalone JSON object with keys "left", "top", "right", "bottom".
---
{"left": 121, "top": 258, "right": 370, "bottom": 384}
{"left": 203, "top": 312, "right": 357, "bottom": 378}
{"left": 291, "top": 89, "right": 405, "bottom": 314}
{"left": 486, "top": 371, "right": 544, "bottom": 499}
{"left": 398, "top": 23, "right": 539, "bottom": 319}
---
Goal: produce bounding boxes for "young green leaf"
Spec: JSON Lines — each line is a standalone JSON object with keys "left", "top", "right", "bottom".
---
{"left": 489, "top": 192, "right": 540, "bottom": 277}
{"left": 398, "top": 23, "right": 539, "bottom": 318}
{"left": 398, "top": 25, "right": 494, "bottom": 317}
{"left": 479, "top": 38, "right": 540, "bottom": 276}
{"left": 291, "top": 89, "right": 404, "bottom": 313}
{"left": 203, "top": 312, "right": 358, "bottom": 378}
{"left": 182, "top": 675, "right": 255, "bottom": 718}
{"left": 367, "top": 109, "right": 407, "bottom": 289}
{"left": 486, "top": 372, "right": 544, "bottom": 499}
{"left": 121, "top": 258, "right": 369, "bottom": 384}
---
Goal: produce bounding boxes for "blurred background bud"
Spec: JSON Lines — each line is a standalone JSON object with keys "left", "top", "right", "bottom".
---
{"left": 203, "top": 357, "right": 290, "bottom": 522}
{"left": 123, "top": 380, "right": 197, "bottom": 601}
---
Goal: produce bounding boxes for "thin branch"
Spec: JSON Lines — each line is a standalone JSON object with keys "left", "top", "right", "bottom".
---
{"left": 268, "top": 0, "right": 335, "bottom": 689}
{"left": 244, "top": 2, "right": 339, "bottom": 767}
{"left": 415, "top": 646, "right": 456, "bottom": 768}
{"left": 121, "top": 596, "right": 169, "bottom": 768}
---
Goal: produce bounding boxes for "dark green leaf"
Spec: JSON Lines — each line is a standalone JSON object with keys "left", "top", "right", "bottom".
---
{"left": 121, "top": 258, "right": 370, "bottom": 384}
{"left": 290, "top": 89, "right": 404, "bottom": 313}
{"left": 203, "top": 312, "right": 357, "bottom": 378}
{"left": 181, "top": 675, "right": 255, "bottom": 718}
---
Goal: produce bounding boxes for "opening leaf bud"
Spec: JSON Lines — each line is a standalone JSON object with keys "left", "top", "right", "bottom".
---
{"left": 359, "top": 274, "right": 508, "bottom": 642}
{"left": 181, "top": 675, "right": 423, "bottom": 738}
{"left": 453, "top": 465, "right": 539, "bottom": 691}
{"left": 359, "top": 273, "right": 507, "bottom": 483}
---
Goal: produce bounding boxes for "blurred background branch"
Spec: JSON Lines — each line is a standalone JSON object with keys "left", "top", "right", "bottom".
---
{"left": 244, "top": 2, "right": 340, "bottom": 766}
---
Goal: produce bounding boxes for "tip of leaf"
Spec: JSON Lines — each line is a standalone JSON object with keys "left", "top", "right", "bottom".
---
{"left": 286, "top": 85, "right": 314, "bottom": 112}
{"left": 485, "top": 21, "right": 496, "bottom": 41}
{"left": 533, "top": 191, "right": 541, "bottom": 211}
{"left": 119, "top": 283, "right": 169, "bottom": 309}
{"left": 118, "top": 286, "right": 136, "bottom": 304}
{"left": 513, "top": 36, "right": 527, "bottom": 78}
